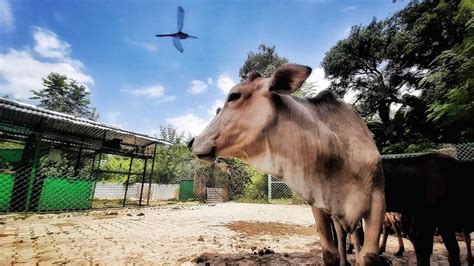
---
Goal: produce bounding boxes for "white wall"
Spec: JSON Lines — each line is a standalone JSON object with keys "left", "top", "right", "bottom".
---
{"left": 93, "top": 183, "right": 179, "bottom": 201}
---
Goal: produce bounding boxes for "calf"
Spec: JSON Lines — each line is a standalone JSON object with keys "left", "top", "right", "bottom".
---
{"left": 190, "top": 64, "right": 385, "bottom": 265}
{"left": 379, "top": 212, "right": 404, "bottom": 256}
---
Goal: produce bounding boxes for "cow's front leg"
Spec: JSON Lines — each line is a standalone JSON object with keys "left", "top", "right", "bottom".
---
{"left": 357, "top": 188, "right": 385, "bottom": 265}
{"left": 332, "top": 216, "right": 350, "bottom": 265}
{"left": 312, "top": 207, "right": 340, "bottom": 265}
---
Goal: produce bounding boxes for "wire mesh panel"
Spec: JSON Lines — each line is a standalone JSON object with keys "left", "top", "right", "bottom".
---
{"left": 3, "top": 128, "right": 470, "bottom": 213}
{"left": 0, "top": 138, "right": 97, "bottom": 212}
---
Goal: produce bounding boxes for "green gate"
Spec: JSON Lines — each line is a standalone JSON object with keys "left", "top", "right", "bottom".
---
{"left": 179, "top": 180, "right": 194, "bottom": 201}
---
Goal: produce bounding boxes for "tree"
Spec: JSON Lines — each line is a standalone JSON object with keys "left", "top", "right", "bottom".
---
{"left": 30, "top": 73, "right": 98, "bottom": 120}
{"left": 419, "top": 1, "right": 473, "bottom": 142}
{"left": 156, "top": 124, "right": 191, "bottom": 145}
{"left": 322, "top": 0, "right": 473, "bottom": 151}
{"left": 153, "top": 125, "right": 194, "bottom": 183}
{"left": 239, "top": 44, "right": 289, "bottom": 79}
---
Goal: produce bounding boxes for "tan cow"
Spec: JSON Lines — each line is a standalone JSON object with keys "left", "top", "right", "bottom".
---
{"left": 189, "top": 64, "right": 385, "bottom": 265}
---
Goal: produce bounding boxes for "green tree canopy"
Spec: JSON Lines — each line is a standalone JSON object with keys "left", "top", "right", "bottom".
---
{"left": 30, "top": 73, "right": 98, "bottom": 120}
{"left": 322, "top": 0, "right": 473, "bottom": 152}
{"left": 239, "top": 44, "right": 289, "bottom": 79}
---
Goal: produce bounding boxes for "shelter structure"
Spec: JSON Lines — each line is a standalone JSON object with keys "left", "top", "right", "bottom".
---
{"left": 0, "top": 97, "right": 170, "bottom": 212}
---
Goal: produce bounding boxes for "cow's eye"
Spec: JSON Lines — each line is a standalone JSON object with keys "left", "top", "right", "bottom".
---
{"left": 227, "top": 92, "right": 241, "bottom": 102}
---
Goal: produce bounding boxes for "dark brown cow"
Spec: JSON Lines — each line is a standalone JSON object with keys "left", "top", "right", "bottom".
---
{"left": 384, "top": 153, "right": 473, "bottom": 265}
{"left": 337, "top": 154, "right": 473, "bottom": 265}
{"left": 189, "top": 64, "right": 385, "bottom": 265}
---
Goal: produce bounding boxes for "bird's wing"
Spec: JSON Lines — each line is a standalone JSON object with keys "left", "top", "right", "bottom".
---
{"left": 173, "top": 37, "right": 184, "bottom": 53}
{"left": 177, "top": 6, "right": 184, "bottom": 32}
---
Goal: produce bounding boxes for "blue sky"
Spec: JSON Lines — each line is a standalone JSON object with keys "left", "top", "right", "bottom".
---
{"left": 0, "top": 0, "right": 408, "bottom": 137}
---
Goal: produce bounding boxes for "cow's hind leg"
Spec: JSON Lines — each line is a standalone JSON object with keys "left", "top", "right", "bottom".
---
{"left": 438, "top": 226, "right": 461, "bottom": 266}
{"left": 391, "top": 217, "right": 405, "bottom": 257}
{"left": 408, "top": 217, "right": 434, "bottom": 266}
{"left": 464, "top": 230, "right": 473, "bottom": 266}
{"left": 358, "top": 188, "right": 385, "bottom": 265}
{"left": 312, "top": 208, "right": 340, "bottom": 265}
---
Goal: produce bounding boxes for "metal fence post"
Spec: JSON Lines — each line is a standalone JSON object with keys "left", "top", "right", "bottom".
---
{"left": 123, "top": 157, "right": 134, "bottom": 207}
{"left": 138, "top": 158, "right": 148, "bottom": 206}
{"left": 147, "top": 143, "right": 158, "bottom": 205}
{"left": 267, "top": 175, "right": 272, "bottom": 202}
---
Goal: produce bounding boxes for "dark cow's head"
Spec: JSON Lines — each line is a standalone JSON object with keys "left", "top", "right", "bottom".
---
{"left": 188, "top": 64, "right": 312, "bottom": 161}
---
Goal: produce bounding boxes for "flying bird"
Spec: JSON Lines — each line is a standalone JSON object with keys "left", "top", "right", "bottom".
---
{"left": 155, "top": 6, "right": 197, "bottom": 53}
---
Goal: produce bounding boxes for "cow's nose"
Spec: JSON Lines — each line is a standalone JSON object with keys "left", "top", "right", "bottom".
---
{"left": 187, "top": 137, "right": 195, "bottom": 151}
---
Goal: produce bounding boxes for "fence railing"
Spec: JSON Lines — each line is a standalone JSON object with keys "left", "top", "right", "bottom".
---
{"left": 267, "top": 143, "right": 474, "bottom": 203}
{"left": 1, "top": 141, "right": 472, "bottom": 213}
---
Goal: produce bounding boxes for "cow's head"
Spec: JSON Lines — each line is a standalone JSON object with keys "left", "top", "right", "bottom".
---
{"left": 189, "top": 64, "right": 312, "bottom": 161}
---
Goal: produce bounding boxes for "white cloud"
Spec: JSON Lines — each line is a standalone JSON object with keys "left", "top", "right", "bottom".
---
{"left": 122, "top": 84, "right": 164, "bottom": 98}
{"left": 102, "top": 111, "right": 123, "bottom": 128}
{"left": 208, "top": 99, "right": 224, "bottom": 116}
{"left": 343, "top": 89, "right": 358, "bottom": 104}
{"left": 121, "top": 84, "right": 176, "bottom": 102}
{"left": 300, "top": 67, "right": 330, "bottom": 97}
{"left": 0, "top": 27, "right": 94, "bottom": 99}
{"left": 216, "top": 73, "right": 236, "bottom": 95}
{"left": 0, "top": 0, "right": 13, "bottom": 32}
{"left": 166, "top": 113, "right": 210, "bottom": 136}
{"left": 342, "top": 6, "right": 356, "bottom": 12}
{"left": 344, "top": 27, "right": 352, "bottom": 37}
{"left": 33, "top": 27, "right": 71, "bottom": 59}
{"left": 187, "top": 80, "right": 208, "bottom": 95}
{"left": 158, "top": 95, "right": 176, "bottom": 102}
{"left": 207, "top": 77, "right": 213, "bottom": 85}
{"left": 128, "top": 39, "right": 157, "bottom": 52}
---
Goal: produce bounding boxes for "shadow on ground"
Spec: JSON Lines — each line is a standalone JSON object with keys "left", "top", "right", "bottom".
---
{"left": 193, "top": 249, "right": 427, "bottom": 265}
{"left": 194, "top": 249, "right": 323, "bottom": 265}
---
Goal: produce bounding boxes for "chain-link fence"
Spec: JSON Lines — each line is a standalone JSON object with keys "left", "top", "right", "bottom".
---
{"left": 2, "top": 138, "right": 472, "bottom": 213}
{"left": 0, "top": 138, "right": 98, "bottom": 212}
{"left": 266, "top": 143, "right": 474, "bottom": 204}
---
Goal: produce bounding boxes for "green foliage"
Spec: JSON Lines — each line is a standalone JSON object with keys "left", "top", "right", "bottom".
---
{"left": 38, "top": 151, "right": 92, "bottom": 179}
{"left": 241, "top": 167, "right": 267, "bottom": 200}
{"left": 30, "top": 73, "right": 98, "bottom": 120}
{"left": 239, "top": 44, "right": 289, "bottom": 79}
{"left": 419, "top": 2, "right": 474, "bottom": 141}
{"left": 153, "top": 124, "right": 194, "bottom": 183}
{"left": 99, "top": 154, "right": 145, "bottom": 183}
{"left": 322, "top": 0, "right": 473, "bottom": 151}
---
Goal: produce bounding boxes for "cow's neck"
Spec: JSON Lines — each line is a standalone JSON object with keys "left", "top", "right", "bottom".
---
{"left": 243, "top": 98, "right": 342, "bottom": 210}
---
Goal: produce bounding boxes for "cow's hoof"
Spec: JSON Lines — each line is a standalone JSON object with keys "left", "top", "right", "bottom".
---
{"left": 358, "top": 253, "right": 381, "bottom": 266}
{"left": 322, "top": 250, "right": 340, "bottom": 266}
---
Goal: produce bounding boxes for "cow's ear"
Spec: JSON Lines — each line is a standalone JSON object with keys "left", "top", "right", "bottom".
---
{"left": 268, "top": 64, "right": 312, "bottom": 94}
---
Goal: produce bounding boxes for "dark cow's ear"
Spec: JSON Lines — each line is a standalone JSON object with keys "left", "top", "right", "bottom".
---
{"left": 269, "top": 64, "right": 312, "bottom": 94}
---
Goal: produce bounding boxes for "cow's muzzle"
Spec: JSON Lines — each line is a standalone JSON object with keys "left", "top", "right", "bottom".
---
{"left": 188, "top": 137, "right": 217, "bottom": 162}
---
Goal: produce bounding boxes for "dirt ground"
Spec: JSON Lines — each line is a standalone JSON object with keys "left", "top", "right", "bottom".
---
{"left": 0, "top": 202, "right": 472, "bottom": 265}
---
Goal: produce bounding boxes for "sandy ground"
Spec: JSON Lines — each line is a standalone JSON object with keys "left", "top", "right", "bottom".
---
{"left": 0, "top": 202, "right": 472, "bottom": 265}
